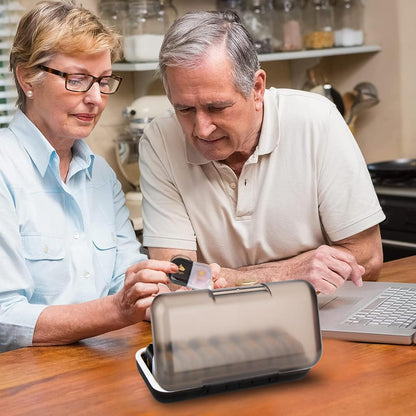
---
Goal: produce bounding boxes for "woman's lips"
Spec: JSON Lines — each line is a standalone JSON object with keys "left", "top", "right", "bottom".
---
{"left": 74, "top": 113, "right": 95, "bottom": 122}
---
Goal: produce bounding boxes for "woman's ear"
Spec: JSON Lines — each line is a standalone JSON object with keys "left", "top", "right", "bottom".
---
{"left": 253, "top": 69, "right": 266, "bottom": 111}
{"left": 15, "top": 65, "right": 33, "bottom": 97}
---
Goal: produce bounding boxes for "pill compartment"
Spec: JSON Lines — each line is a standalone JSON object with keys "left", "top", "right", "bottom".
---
{"left": 148, "top": 280, "right": 322, "bottom": 392}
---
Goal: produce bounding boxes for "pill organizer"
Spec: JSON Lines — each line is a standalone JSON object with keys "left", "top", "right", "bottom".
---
{"left": 136, "top": 280, "right": 322, "bottom": 402}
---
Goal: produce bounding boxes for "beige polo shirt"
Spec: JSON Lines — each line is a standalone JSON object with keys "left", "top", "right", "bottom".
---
{"left": 139, "top": 88, "right": 385, "bottom": 269}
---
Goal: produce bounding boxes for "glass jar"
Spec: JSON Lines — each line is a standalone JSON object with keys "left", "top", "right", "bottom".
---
{"left": 159, "top": 0, "right": 178, "bottom": 30}
{"left": 98, "top": 0, "right": 128, "bottom": 34}
{"left": 123, "top": 0, "right": 167, "bottom": 62}
{"left": 242, "top": 0, "right": 273, "bottom": 54}
{"left": 334, "top": 0, "right": 364, "bottom": 47}
{"left": 303, "top": 0, "right": 334, "bottom": 49}
{"left": 272, "top": 0, "right": 303, "bottom": 51}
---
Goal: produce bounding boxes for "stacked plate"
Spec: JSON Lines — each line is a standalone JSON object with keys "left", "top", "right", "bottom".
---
{"left": 0, "top": 1, "right": 24, "bottom": 127}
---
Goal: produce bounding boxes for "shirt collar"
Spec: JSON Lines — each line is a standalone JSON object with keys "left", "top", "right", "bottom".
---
{"left": 70, "top": 139, "right": 95, "bottom": 180}
{"left": 258, "top": 88, "right": 280, "bottom": 156}
{"left": 185, "top": 88, "right": 280, "bottom": 165}
{"left": 9, "top": 109, "right": 95, "bottom": 178}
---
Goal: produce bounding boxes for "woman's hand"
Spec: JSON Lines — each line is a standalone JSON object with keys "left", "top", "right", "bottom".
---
{"left": 113, "top": 260, "right": 177, "bottom": 325}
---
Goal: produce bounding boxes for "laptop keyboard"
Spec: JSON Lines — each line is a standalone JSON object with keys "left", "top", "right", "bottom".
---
{"left": 344, "top": 286, "right": 416, "bottom": 328}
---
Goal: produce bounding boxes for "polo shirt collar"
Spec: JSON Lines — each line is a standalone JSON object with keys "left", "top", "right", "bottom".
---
{"left": 9, "top": 109, "right": 95, "bottom": 178}
{"left": 258, "top": 88, "right": 280, "bottom": 155}
{"left": 185, "top": 88, "right": 279, "bottom": 165}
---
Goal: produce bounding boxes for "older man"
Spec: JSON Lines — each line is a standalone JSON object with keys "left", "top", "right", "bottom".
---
{"left": 139, "top": 10, "right": 385, "bottom": 294}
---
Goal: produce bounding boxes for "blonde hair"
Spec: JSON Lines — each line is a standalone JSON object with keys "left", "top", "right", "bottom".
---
{"left": 10, "top": 0, "right": 122, "bottom": 110}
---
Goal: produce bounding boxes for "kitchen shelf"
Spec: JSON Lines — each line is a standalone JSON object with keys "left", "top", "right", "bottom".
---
{"left": 112, "top": 45, "right": 381, "bottom": 72}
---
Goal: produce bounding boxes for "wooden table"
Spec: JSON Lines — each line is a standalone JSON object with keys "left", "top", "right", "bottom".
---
{"left": 1, "top": 256, "right": 416, "bottom": 415}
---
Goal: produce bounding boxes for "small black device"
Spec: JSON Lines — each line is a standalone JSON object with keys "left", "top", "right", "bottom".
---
{"left": 168, "top": 257, "right": 213, "bottom": 290}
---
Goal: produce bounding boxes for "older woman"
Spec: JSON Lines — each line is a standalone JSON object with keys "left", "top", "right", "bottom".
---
{"left": 0, "top": 0, "right": 176, "bottom": 352}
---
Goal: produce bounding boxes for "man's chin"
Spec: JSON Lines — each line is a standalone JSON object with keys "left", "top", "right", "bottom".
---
{"left": 195, "top": 145, "right": 232, "bottom": 162}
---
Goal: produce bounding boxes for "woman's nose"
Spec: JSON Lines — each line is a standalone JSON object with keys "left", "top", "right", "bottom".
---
{"left": 84, "top": 81, "right": 104, "bottom": 104}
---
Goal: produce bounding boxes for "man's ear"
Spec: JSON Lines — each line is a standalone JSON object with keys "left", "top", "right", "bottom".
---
{"left": 253, "top": 69, "right": 266, "bottom": 111}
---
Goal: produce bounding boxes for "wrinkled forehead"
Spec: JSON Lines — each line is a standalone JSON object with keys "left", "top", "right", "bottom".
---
{"left": 164, "top": 44, "right": 237, "bottom": 96}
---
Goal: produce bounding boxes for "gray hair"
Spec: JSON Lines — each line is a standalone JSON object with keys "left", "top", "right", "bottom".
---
{"left": 158, "top": 10, "right": 260, "bottom": 98}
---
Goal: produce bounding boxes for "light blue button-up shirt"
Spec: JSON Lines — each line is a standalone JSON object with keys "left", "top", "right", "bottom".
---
{"left": 0, "top": 110, "right": 146, "bottom": 352}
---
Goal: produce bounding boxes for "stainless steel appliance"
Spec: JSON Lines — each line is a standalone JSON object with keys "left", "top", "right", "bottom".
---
{"left": 368, "top": 159, "right": 416, "bottom": 261}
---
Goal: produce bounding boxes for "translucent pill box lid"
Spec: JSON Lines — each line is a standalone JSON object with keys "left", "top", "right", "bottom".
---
{"left": 137, "top": 280, "right": 322, "bottom": 401}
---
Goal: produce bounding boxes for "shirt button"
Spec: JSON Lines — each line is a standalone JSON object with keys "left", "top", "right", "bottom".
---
{"left": 73, "top": 232, "right": 80, "bottom": 240}
{"left": 83, "top": 271, "right": 91, "bottom": 278}
{"left": 230, "top": 182, "right": 237, "bottom": 189}
{"left": 43, "top": 245, "right": 49, "bottom": 254}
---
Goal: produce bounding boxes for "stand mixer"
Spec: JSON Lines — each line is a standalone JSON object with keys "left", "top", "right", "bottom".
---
{"left": 115, "top": 95, "right": 172, "bottom": 231}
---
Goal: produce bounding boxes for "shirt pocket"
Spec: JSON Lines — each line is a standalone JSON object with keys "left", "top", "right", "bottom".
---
{"left": 92, "top": 227, "right": 117, "bottom": 251}
{"left": 21, "top": 235, "right": 65, "bottom": 260}
{"left": 92, "top": 227, "right": 117, "bottom": 282}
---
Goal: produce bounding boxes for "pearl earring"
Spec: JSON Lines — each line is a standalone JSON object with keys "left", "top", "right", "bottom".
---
{"left": 27, "top": 90, "right": 33, "bottom": 98}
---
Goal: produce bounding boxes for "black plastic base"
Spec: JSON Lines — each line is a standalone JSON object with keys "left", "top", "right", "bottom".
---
{"left": 136, "top": 346, "right": 309, "bottom": 403}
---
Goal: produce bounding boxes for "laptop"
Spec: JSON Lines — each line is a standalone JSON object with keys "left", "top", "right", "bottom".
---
{"left": 318, "top": 281, "right": 416, "bottom": 345}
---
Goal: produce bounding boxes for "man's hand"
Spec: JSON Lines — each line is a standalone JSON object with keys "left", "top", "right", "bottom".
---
{"left": 219, "top": 245, "right": 365, "bottom": 294}
{"left": 113, "top": 260, "right": 178, "bottom": 324}
{"left": 281, "top": 245, "right": 364, "bottom": 294}
{"left": 210, "top": 262, "right": 228, "bottom": 289}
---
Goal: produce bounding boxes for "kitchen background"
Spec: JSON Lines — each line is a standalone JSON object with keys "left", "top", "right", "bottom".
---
{"left": 2, "top": 0, "right": 416, "bottom": 260}
{"left": 2, "top": 0, "right": 414, "bottom": 191}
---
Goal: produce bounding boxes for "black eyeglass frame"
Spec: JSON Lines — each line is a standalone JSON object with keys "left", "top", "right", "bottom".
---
{"left": 37, "top": 64, "right": 122, "bottom": 94}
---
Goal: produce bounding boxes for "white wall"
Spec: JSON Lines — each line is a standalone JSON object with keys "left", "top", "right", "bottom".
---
{"left": 322, "top": 0, "right": 403, "bottom": 162}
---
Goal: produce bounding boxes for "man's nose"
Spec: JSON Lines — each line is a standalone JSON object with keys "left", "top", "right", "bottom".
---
{"left": 194, "top": 111, "right": 216, "bottom": 139}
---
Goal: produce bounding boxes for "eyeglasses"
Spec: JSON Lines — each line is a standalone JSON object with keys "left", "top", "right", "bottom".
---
{"left": 37, "top": 64, "right": 122, "bottom": 94}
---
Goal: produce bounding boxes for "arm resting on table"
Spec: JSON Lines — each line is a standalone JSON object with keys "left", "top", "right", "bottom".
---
{"left": 148, "top": 225, "right": 383, "bottom": 294}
